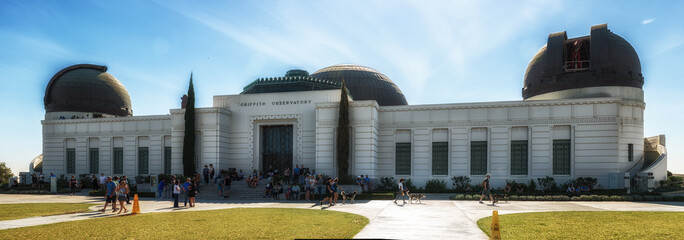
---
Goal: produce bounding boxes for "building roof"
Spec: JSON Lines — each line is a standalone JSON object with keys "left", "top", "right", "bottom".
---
{"left": 44, "top": 64, "right": 132, "bottom": 116}
{"left": 310, "top": 64, "right": 408, "bottom": 106}
{"left": 522, "top": 24, "right": 644, "bottom": 99}
{"left": 241, "top": 69, "right": 341, "bottom": 94}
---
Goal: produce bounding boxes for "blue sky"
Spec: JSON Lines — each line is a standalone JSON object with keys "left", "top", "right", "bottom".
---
{"left": 1, "top": 0, "right": 683, "bottom": 175}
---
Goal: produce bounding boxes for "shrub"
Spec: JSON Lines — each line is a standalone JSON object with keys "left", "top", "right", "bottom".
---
{"left": 451, "top": 176, "right": 471, "bottom": 192}
{"left": 590, "top": 195, "right": 601, "bottom": 201}
{"left": 509, "top": 195, "right": 519, "bottom": 201}
{"left": 537, "top": 176, "right": 557, "bottom": 193}
{"left": 571, "top": 196, "right": 581, "bottom": 201}
{"left": 600, "top": 195, "right": 610, "bottom": 201}
{"left": 404, "top": 178, "right": 417, "bottom": 192}
{"left": 377, "top": 177, "right": 396, "bottom": 191}
{"left": 425, "top": 179, "right": 448, "bottom": 193}
{"left": 465, "top": 195, "right": 473, "bottom": 200}
{"left": 534, "top": 196, "right": 545, "bottom": 201}
{"left": 452, "top": 194, "right": 465, "bottom": 200}
{"left": 527, "top": 179, "right": 537, "bottom": 193}
{"left": 609, "top": 195, "right": 624, "bottom": 201}
{"left": 573, "top": 177, "right": 598, "bottom": 190}
{"left": 673, "top": 196, "right": 684, "bottom": 201}
{"left": 643, "top": 195, "right": 655, "bottom": 201}
{"left": 632, "top": 195, "right": 643, "bottom": 201}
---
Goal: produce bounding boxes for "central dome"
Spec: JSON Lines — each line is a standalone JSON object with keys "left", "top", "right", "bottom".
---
{"left": 311, "top": 64, "right": 408, "bottom": 106}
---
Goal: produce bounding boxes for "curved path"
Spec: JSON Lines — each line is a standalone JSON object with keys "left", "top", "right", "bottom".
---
{"left": 1, "top": 193, "right": 683, "bottom": 239}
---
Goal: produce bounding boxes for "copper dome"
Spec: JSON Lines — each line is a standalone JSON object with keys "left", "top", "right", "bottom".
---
{"left": 522, "top": 24, "right": 644, "bottom": 99}
{"left": 44, "top": 64, "right": 132, "bottom": 116}
{"left": 310, "top": 64, "right": 408, "bottom": 106}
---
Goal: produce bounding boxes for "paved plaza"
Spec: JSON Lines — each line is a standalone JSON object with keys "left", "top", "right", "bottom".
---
{"left": 2, "top": 193, "right": 684, "bottom": 239}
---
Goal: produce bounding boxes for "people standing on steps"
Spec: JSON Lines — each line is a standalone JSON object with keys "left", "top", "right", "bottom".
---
{"left": 209, "top": 164, "right": 215, "bottom": 185}
{"left": 203, "top": 165, "right": 210, "bottom": 185}
{"left": 223, "top": 175, "right": 232, "bottom": 198}
{"left": 283, "top": 166, "right": 290, "bottom": 185}
{"left": 293, "top": 164, "right": 300, "bottom": 184}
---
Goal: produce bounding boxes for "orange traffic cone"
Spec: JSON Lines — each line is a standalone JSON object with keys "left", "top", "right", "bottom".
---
{"left": 132, "top": 194, "right": 141, "bottom": 214}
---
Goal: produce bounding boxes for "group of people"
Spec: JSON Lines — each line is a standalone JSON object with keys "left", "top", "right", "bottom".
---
{"left": 163, "top": 177, "right": 199, "bottom": 208}
{"left": 30, "top": 172, "right": 55, "bottom": 189}
{"left": 98, "top": 175, "right": 131, "bottom": 214}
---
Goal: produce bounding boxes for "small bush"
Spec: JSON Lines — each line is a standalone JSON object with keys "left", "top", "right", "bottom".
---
{"left": 632, "top": 195, "right": 643, "bottom": 201}
{"left": 571, "top": 196, "right": 581, "bottom": 201}
{"left": 425, "top": 179, "right": 448, "bottom": 193}
{"left": 509, "top": 195, "right": 519, "bottom": 201}
{"left": 403, "top": 178, "right": 417, "bottom": 192}
{"left": 452, "top": 194, "right": 465, "bottom": 200}
{"left": 465, "top": 195, "right": 473, "bottom": 200}
{"left": 451, "top": 176, "right": 472, "bottom": 192}
{"left": 609, "top": 195, "right": 623, "bottom": 201}
{"left": 599, "top": 195, "right": 610, "bottom": 201}
{"left": 590, "top": 195, "right": 601, "bottom": 201}
{"left": 377, "top": 177, "right": 396, "bottom": 191}
{"left": 537, "top": 176, "right": 557, "bottom": 193}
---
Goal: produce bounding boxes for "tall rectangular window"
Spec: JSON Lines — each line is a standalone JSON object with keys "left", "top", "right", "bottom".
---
{"left": 164, "top": 147, "right": 172, "bottom": 174}
{"left": 89, "top": 148, "right": 99, "bottom": 174}
{"left": 470, "top": 141, "right": 487, "bottom": 175}
{"left": 510, "top": 141, "right": 528, "bottom": 175}
{"left": 138, "top": 147, "right": 149, "bottom": 175}
{"left": 396, "top": 143, "right": 411, "bottom": 175}
{"left": 432, "top": 142, "right": 448, "bottom": 175}
{"left": 628, "top": 144, "right": 634, "bottom": 162}
{"left": 113, "top": 148, "right": 123, "bottom": 174}
{"left": 66, "top": 148, "right": 76, "bottom": 174}
{"left": 553, "top": 139, "right": 571, "bottom": 175}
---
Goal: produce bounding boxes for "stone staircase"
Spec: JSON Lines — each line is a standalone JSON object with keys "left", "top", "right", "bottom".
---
{"left": 195, "top": 179, "right": 276, "bottom": 200}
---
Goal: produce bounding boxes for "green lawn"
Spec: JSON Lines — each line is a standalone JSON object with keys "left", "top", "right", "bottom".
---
{"left": 0, "top": 208, "right": 369, "bottom": 239}
{"left": 0, "top": 203, "right": 95, "bottom": 221}
{"left": 477, "top": 211, "right": 684, "bottom": 240}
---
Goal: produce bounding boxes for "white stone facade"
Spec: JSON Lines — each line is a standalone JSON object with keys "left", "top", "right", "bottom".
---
{"left": 42, "top": 87, "right": 654, "bottom": 188}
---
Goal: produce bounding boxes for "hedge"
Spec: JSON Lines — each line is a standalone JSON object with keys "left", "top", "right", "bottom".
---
{"left": 449, "top": 194, "right": 684, "bottom": 202}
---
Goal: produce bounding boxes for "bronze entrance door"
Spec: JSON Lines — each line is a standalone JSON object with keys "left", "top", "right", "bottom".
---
{"left": 261, "top": 125, "right": 293, "bottom": 173}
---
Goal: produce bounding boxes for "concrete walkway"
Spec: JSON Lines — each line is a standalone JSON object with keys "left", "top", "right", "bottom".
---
{"left": 1, "top": 193, "right": 683, "bottom": 239}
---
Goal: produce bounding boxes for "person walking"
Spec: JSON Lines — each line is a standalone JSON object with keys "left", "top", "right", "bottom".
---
{"left": 183, "top": 178, "right": 191, "bottom": 207}
{"left": 98, "top": 173, "right": 106, "bottom": 190}
{"left": 123, "top": 176, "right": 131, "bottom": 204}
{"left": 188, "top": 180, "right": 197, "bottom": 207}
{"left": 479, "top": 173, "right": 494, "bottom": 204}
{"left": 393, "top": 178, "right": 406, "bottom": 204}
{"left": 173, "top": 180, "right": 181, "bottom": 208}
{"left": 69, "top": 176, "right": 77, "bottom": 196}
{"left": 99, "top": 177, "right": 117, "bottom": 212}
{"left": 319, "top": 178, "right": 334, "bottom": 206}
{"left": 157, "top": 179, "right": 166, "bottom": 200}
{"left": 116, "top": 180, "right": 129, "bottom": 214}
{"left": 203, "top": 165, "right": 210, "bottom": 185}
{"left": 209, "top": 164, "right": 215, "bottom": 185}
{"left": 332, "top": 178, "right": 340, "bottom": 204}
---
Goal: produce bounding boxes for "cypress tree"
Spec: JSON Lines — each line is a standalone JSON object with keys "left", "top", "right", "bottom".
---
{"left": 336, "top": 80, "right": 350, "bottom": 177}
{"left": 182, "top": 73, "right": 196, "bottom": 177}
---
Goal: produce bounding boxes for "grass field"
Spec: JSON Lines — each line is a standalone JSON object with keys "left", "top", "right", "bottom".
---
{"left": 0, "top": 208, "right": 369, "bottom": 239}
{"left": 477, "top": 211, "right": 684, "bottom": 240}
{"left": 0, "top": 203, "right": 95, "bottom": 221}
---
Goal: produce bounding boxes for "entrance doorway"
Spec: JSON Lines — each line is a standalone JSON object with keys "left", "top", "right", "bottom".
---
{"left": 261, "top": 125, "right": 293, "bottom": 174}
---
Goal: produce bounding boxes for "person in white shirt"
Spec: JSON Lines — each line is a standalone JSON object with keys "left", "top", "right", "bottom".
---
{"left": 393, "top": 178, "right": 406, "bottom": 204}
{"left": 99, "top": 173, "right": 107, "bottom": 190}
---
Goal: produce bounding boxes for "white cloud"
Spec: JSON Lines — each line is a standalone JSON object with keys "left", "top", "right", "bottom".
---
{"left": 642, "top": 18, "right": 655, "bottom": 24}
